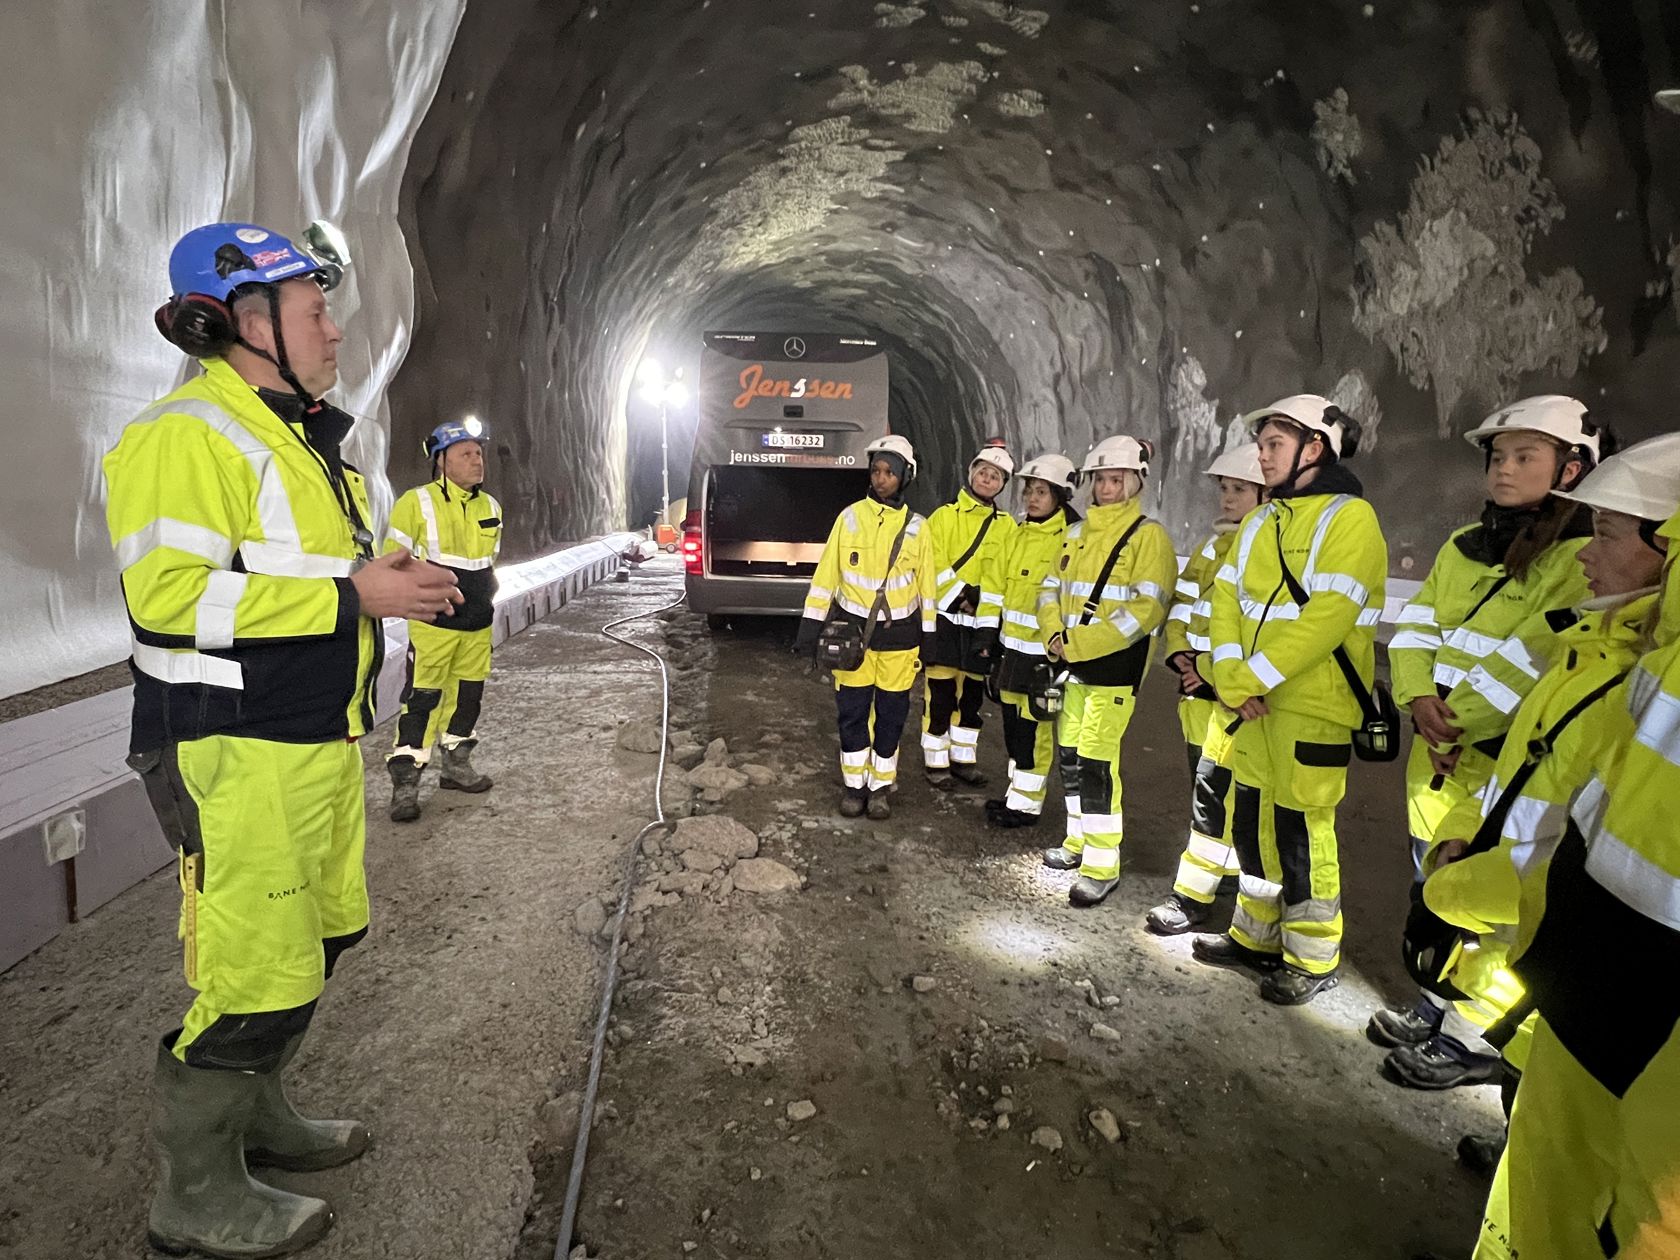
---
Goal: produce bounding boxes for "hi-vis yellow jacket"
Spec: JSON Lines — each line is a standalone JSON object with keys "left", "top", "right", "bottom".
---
{"left": 989, "top": 509, "right": 1072, "bottom": 660}
{"left": 1422, "top": 593, "right": 1656, "bottom": 945}
{"left": 801, "top": 498, "right": 937, "bottom": 652}
{"left": 386, "top": 477, "right": 503, "bottom": 632}
{"left": 1036, "top": 497, "right": 1177, "bottom": 687}
{"left": 102, "top": 358, "right": 380, "bottom": 753}
{"left": 1208, "top": 474, "right": 1387, "bottom": 725}
{"left": 1390, "top": 526, "right": 1590, "bottom": 747}
{"left": 1165, "top": 524, "right": 1239, "bottom": 660}
{"left": 927, "top": 489, "right": 1015, "bottom": 651}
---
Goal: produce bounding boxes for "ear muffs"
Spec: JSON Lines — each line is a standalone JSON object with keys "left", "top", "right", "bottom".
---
{"left": 154, "top": 294, "right": 237, "bottom": 357}
{"left": 1325, "top": 406, "right": 1362, "bottom": 460}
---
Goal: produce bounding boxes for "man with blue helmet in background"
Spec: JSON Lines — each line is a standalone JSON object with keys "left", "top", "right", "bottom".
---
{"left": 384, "top": 415, "right": 503, "bottom": 820}
{"left": 103, "top": 220, "right": 461, "bottom": 1256}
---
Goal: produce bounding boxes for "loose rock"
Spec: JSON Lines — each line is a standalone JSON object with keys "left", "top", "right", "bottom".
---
{"left": 911, "top": 974, "right": 938, "bottom": 993}
{"left": 786, "top": 1099, "right": 817, "bottom": 1122}
{"left": 1089, "top": 1022, "right": 1122, "bottom": 1043}
{"left": 992, "top": 1097, "right": 1016, "bottom": 1116}
{"left": 540, "top": 1090, "right": 583, "bottom": 1149}
{"left": 703, "top": 737, "right": 730, "bottom": 766}
{"left": 732, "top": 858, "right": 802, "bottom": 895}
{"left": 670, "top": 815, "right": 759, "bottom": 865}
{"left": 1089, "top": 1107, "right": 1121, "bottom": 1144}
{"left": 739, "top": 763, "right": 776, "bottom": 787}
{"left": 572, "top": 898, "right": 608, "bottom": 938}
{"left": 615, "top": 719, "right": 665, "bottom": 754}
{"left": 687, "top": 764, "right": 750, "bottom": 794}
{"left": 657, "top": 870, "right": 708, "bottom": 896}
{"left": 1031, "top": 1126, "right": 1064, "bottom": 1153}
{"left": 1038, "top": 1036, "right": 1070, "bottom": 1063}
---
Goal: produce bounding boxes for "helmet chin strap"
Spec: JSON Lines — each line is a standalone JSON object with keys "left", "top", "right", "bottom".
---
{"left": 235, "top": 286, "right": 320, "bottom": 412}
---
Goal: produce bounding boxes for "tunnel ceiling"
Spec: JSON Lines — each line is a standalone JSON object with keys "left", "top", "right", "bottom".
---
{"left": 390, "top": 0, "right": 1680, "bottom": 572}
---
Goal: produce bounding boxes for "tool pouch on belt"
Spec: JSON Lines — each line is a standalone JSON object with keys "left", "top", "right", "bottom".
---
{"left": 817, "top": 516, "right": 912, "bottom": 675}
{"left": 126, "top": 745, "right": 204, "bottom": 860}
{"left": 1402, "top": 673, "right": 1624, "bottom": 1000}
{"left": 1274, "top": 540, "right": 1399, "bottom": 762}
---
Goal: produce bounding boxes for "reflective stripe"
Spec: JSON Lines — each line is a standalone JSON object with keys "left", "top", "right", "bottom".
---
{"left": 1397, "top": 604, "right": 1437, "bottom": 626}
{"left": 936, "top": 568, "right": 958, "bottom": 588}
{"left": 846, "top": 567, "right": 918, "bottom": 592}
{"left": 1186, "top": 631, "right": 1212, "bottom": 652}
{"left": 240, "top": 541, "right": 352, "bottom": 578}
{"left": 1175, "top": 578, "right": 1200, "bottom": 598}
{"left": 1241, "top": 596, "right": 1299, "bottom": 621}
{"left": 388, "top": 526, "right": 417, "bottom": 554}
{"left": 1442, "top": 626, "right": 1507, "bottom": 659}
{"left": 1239, "top": 872, "right": 1283, "bottom": 899}
{"left": 1249, "top": 652, "right": 1286, "bottom": 689}
{"left": 806, "top": 584, "right": 833, "bottom": 601}
{"left": 1070, "top": 580, "right": 1144, "bottom": 602}
{"left": 1217, "top": 564, "right": 1239, "bottom": 585}
{"left": 1137, "top": 581, "right": 1166, "bottom": 603}
{"left": 1356, "top": 608, "right": 1381, "bottom": 627}
{"left": 1187, "top": 832, "right": 1235, "bottom": 864}
{"left": 434, "top": 552, "right": 493, "bottom": 571}
{"left": 1494, "top": 637, "right": 1543, "bottom": 681}
{"left": 1307, "top": 572, "right": 1368, "bottom": 604}
{"left": 1004, "top": 788, "right": 1044, "bottom": 813}
{"left": 842, "top": 507, "right": 859, "bottom": 533}
{"left": 1584, "top": 824, "right": 1680, "bottom": 931}
{"left": 1199, "top": 538, "right": 1220, "bottom": 561}
{"left": 921, "top": 732, "right": 951, "bottom": 752}
{"left": 977, "top": 591, "right": 1004, "bottom": 609}
{"left": 414, "top": 481, "right": 444, "bottom": 561}
{"left": 1001, "top": 632, "right": 1048, "bottom": 655}
{"left": 1212, "top": 643, "right": 1243, "bottom": 664}
{"left": 1081, "top": 812, "right": 1123, "bottom": 834}
{"left": 867, "top": 750, "right": 900, "bottom": 791}
{"left": 195, "top": 570, "right": 247, "bottom": 649}
{"left": 1289, "top": 894, "right": 1342, "bottom": 923}
{"left": 1190, "top": 599, "right": 1212, "bottom": 618}
{"left": 114, "top": 518, "right": 234, "bottom": 571}
{"left": 1390, "top": 630, "right": 1443, "bottom": 652}
{"left": 1005, "top": 609, "right": 1039, "bottom": 628}
{"left": 132, "top": 640, "right": 243, "bottom": 690}
{"left": 1466, "top": 665, "right": 1524, "bottom": 715}
{"left": 1631, "top": 688, "right": 1680, "bottom": 766}
{"left": 1434, "top": 663, "right": 1469, "bottom": 689}
{"left": 1282, "top": 930, "right": 1341, "bottom": 964}
{"left": 836, "top": 595, "right": 919, "bottom": 621}
{"left": 1011, "top": 770, "right": 1049, "bottom": 791}
{"left": 1108, "top": 610, "right": 1143, "bottom": 640}
{"left": 1571, "top": 774, "right": 1609, "bottom": 839}
{"left": 950, "top": 726, "right": 981, "bottom": 748}
{"left": 1167, "top": 604, "right": 1193, "bottom": 625}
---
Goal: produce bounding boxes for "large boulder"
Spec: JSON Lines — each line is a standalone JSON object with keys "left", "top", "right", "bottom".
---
{"left": 668, "top": 816, "right": 760, "bottom": 872}
{"left": 615, "top": 719, "right": 665, "bottom": 754}
{"left": 686, "top": 764, "right": 749, "bottom": 794}
{"left": 732, "top": 857, "right": 801, "bottom": 894}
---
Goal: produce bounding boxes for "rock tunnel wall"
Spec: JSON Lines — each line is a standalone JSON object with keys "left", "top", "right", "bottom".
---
{"left": 394, "top": 0, "right": 1680, "bottom": 579}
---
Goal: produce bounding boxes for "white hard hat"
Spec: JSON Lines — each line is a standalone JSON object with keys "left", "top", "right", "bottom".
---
{"left": 865, "top": 433, "right": 918, "bottom": 482}
{"left": 970, "top": 440, "right": 1015, "bottom": 480}
{"left": 1082, "top": 435, "right": 1153, "bottom": 476}
{"left": 1245, "top": 394, "right": 1361, "bottom": 459}
{"left": 1016, "top": 452, "right": 1077, "bottom": 493}
{"left": 1204, "top": 442, "right": 1264, "bottom": 485}
{"left": 1555, "top": 432, "right": 1680, "bottom": 523}
{"left": 1462, "top": 395, "right": 1602, "bottom": 463}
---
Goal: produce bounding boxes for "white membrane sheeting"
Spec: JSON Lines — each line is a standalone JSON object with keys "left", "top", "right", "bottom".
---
{"left": 0, "top": 1, "right": 466, "bottom": 700}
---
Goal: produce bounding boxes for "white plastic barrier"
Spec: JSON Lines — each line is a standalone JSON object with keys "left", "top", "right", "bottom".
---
{"left": 0, "top": 534, "right": 641, "bottom": 974}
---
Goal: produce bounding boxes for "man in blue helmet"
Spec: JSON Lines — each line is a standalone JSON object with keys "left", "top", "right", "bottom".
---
{"left": 384, "top": 416, "right": 504, "bottom": 820}
{"left": 103, "top": 221, "right": 462, "bottom": 1257}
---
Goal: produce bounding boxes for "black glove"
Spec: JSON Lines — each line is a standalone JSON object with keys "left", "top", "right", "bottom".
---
{"left": 970, "top": 627, "right": 1000, "bottom": 666}
{"left": 792, "top": 619, "right": 821, "bottom": 659}
{"left": 960, "top": 583, "right": 981, "bottom": 611}
{"left": 921, "top": 631, "right": 938, "bottom": 661}
{"left": 1164, "top": 650, "right": 1194, "bottom": 676}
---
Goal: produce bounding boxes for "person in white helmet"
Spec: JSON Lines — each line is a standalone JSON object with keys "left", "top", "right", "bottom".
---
{"left": 1189, "top": 395, "right": 1388, "bottom": 1004}
{"left": 1370, "top": 396, "right": 1606, "bottom": 1072}
{"left": 1431, "top": 433, "right": 1680, "bottom": 1260}
{"left": 982, "top": 452, "right": 1080, "bottom": 828}
{"left": 1146, "top": 442, "right": 1267, "bottom": 934}
{"left": 795, "top": 434, "right": 938, "bottom": 819}
{"left": 921, "top": 439, "right": 1018, "bottom": 788}
{"left": 1037, "top": 435, "right": 1178, "bottom": 906}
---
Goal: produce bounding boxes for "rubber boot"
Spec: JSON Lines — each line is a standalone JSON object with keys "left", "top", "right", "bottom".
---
{"left": 950, "top": 762, "right": 988, "bottom": 787}
{"left": 387, "top": 757, "right": 421, "bottom": 824}
{"left": 986, "top": 804, "right": 1041, "bottom": 829}
{"left": 1145, "top": 892, "right": 1211, "bottom": 936}
{"left": 245, "top": 1035, "right": 371, "bottom": 1173}
{"left": 1041, "top": 847, "right": 1081, "bottom": 871}
{"left": 148, "top": 1036, "right": 334, "bottom": 1259}
{"left": 925, "top": 767, "right": 955, "bottom": 790}
{"left": 438, "top": 741, "right": 493, "bottom": 793}
{"left": 1068, "top": 875, "right": 1119, "bottom": 907}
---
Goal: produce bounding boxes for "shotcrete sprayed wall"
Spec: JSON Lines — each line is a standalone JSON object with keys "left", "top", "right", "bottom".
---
{"left": 393, "top": 0, "right": 1680, "bottom": 575}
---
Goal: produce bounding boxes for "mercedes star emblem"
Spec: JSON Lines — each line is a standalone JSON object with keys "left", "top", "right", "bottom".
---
{"left": 784, "top": 337, "right": 807, "bottom": 359}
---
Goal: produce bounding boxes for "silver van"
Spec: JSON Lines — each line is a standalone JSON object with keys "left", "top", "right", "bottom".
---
{"left": 681, "top": 332, "right": 888, "bottom": 625}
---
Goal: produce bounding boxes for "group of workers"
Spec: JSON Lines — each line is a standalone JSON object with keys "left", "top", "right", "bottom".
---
{"left": 796, "top": 397, "right": 1680, "bottom": 1258}
{"left": 103, "top": 220, "right": 506, "bottom": 1256}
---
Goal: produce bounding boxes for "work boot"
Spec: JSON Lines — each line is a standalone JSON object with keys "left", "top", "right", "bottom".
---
{"left": 148, "top": 1036, "right": 334, "bottom": 1259}
{"left": 386, "top": 757, "right": 421, "bottom": 824}
{"left": 1385, "top": 1035, "right": 1502, "bottom": 1090}
{"left": 1041, "top": 846, "right": 1081, "bottom": 871}
{"left": 1260, "top": 966, "right": 1341, "bottom": 1006}
{"left": 245, "top": 1035, "right": 371, "bottom": 1173}
{"left": 1366, "top": 996, "right": 1444, "bottom": 1048}
{"left": 866, "top": 790, "right": 892, "bottom": 820}
{"left": 1068, "top": 875, "right": 1119, "bottom": 907}
{"left": 438, "top": 741, "right": 493, "bottom": 793}
{"left": 1456, "top": 1133, "right": 1506, "bottom": 1177}
{"left": 983, "top": 797, "right": 1007, "bottom": 814}
{"left": 925, "top": 767, "right": 955, "bottom": 790}
{"left": 1145, "top": 893, "right": 1211, "bottom": 936}
{"left": 838, "top": 787, "right": 868, "bottom": 818}
{"left": 1190, "top": 933, "right": 1281, "bottom": 973}
{"left": 986, "top": 805, "right": 1041, "bottom": 829}
{"left": 950, "top": 762, "right": 988, "bottom": 787}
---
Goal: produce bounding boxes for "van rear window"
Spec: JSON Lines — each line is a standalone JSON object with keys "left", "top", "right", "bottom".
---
{"left": 708, "top": 467, "right": 868, "bottom": 543}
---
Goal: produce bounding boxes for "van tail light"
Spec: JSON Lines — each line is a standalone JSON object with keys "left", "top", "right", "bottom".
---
{"left": 681, "top": 510, "right": 703, "bottom": 576}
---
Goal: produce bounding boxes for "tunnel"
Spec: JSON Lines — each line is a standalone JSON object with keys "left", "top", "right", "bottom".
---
{"left": 3, "top": 2, "right": 1680, "bottom": 1259}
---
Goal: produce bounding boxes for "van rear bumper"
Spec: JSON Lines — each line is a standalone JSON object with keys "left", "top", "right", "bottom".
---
{"left": 685, "top": 572, "right": 809, "bottom": 617}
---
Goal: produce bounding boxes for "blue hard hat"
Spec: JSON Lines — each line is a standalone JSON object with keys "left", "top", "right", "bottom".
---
{"left": 167, "top": 222, "right": 330, "bottom": 301}
{"left": 425, "top": 417, "right": 489, "bottom": 460}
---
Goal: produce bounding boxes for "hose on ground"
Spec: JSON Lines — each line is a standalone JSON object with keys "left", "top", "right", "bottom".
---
{"left": 554, "top": 579, "right": 686, "bottom": 1260}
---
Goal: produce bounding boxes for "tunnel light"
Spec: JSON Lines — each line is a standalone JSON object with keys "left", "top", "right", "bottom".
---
{"left": 1658, "top": 89, "right": 1680, "bottom": 114}
{"left": 665, "top": 381, "right": 689, "bottom": 408}
{"left": 637, "top": 359, "right": 664, "bottom": 389}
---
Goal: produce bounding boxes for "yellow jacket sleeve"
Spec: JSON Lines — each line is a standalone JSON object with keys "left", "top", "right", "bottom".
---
{"left": 801, "top": 512, "right": 844, "bottom": 624}
{"left": 384, "top": 488, "right": 424, "bottom": 557}
{"left": 1389, "top": 542, "right": 1449, "bottom": 707}
{"left": 106, "top": 413, "right": 348, "bottom": 649}
{"left": 1064, "top": 522, "right": 1176, "bottom": 663}
{"left": 1164, "top": 534, "right": 1216, "bottom": 660}
{"left": 916, "top": 524, "right": 939, "bottom": 635}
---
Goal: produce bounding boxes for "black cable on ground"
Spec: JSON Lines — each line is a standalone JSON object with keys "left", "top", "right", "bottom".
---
{"left": 554, "top": 579, "right": 686, "bottom": 1260}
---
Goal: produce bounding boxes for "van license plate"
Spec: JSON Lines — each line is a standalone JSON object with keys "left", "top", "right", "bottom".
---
{"left": 762, "top": 432, "right": 824, "bottom": 449}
